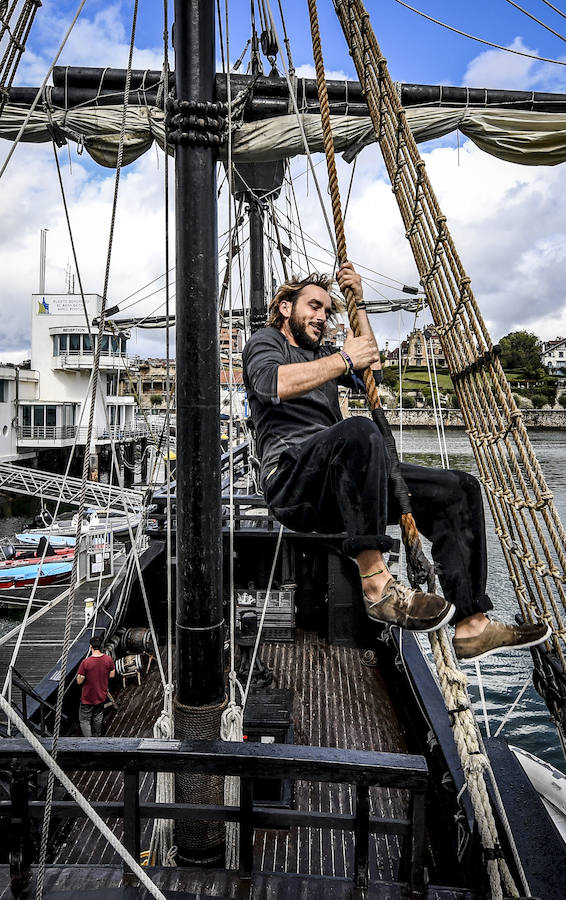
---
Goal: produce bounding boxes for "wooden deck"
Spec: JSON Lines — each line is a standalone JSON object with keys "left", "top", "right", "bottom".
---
{"left": 0, "top": 865, "right": 476, "bottom": 898}
{"left": 42, "top": 630, "right": 411, "bottom": 886}
{"left": 0, "top": 580, "right": 100, "bottom": 727}
{"left": 0, "top": 541, "right": 163, "bottom": 733}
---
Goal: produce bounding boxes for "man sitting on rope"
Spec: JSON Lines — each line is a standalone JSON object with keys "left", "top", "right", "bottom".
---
{"left": 242, "top": 262, "right": 551, "bottom": 662}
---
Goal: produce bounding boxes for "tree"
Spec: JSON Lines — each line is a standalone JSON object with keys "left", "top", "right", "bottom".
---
{"left": 150, "top": 393, "right": 163, "bottom": 408}
{"left": 531, "top": 394, "right": 547, "bottom": 409}
{"left": 499, "top": 331, "right": 543, "bottom": 378}
{"left": 382, "top": 366, "right": 399, "bottom": 389}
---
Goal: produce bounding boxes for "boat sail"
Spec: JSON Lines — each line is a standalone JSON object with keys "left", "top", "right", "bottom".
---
{"left": 0, "top": 1, "right": 566, "bottom": 898}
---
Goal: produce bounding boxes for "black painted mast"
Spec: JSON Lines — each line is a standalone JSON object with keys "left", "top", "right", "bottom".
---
{"left": 174, "top": 0, "right": 224, "bottom": 706}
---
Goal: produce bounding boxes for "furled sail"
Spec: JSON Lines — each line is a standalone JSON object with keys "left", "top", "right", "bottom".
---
{"left": 1, "top": 103, "right": 565, "bottom": 167}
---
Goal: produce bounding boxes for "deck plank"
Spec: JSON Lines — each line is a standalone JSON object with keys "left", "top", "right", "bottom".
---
{"left": 44, "top": 629, "right": 409, "bottom": 884}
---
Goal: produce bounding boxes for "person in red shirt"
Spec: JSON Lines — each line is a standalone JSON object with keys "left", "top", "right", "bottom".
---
{"left": 76, "top": 635, "right": 115, "bottom": 736}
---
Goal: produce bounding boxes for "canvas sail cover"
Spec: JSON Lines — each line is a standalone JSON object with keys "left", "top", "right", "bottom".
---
{"left": 1, "top": 104, "right": 565, "bottom": 167}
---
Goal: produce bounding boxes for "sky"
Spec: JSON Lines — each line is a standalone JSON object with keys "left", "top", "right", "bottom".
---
{"left": 1, "top": 0, "right": 565, "bottom": 363}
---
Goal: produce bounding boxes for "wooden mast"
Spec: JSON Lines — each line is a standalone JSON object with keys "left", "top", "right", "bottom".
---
{"left": 172, "top": 0, "right": 226, "bottom": 864}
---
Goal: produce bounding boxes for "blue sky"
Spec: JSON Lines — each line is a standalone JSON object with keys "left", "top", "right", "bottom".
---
{"left": 25, "top": 1, "right": 566, "bottom": 89}
{"left": 1, "top": 0, "right": 565, "bottom": 360}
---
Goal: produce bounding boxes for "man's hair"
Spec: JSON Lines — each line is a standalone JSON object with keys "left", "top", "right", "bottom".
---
{"left": 90, "top": 635, "right": 102, "bottom": 650}
{"left": 265, "top": 273, "right": 343, "bottom": 330}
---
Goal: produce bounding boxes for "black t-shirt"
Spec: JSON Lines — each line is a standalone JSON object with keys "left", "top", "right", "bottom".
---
{"left": 242, "top": 327, "right": 352, "bottom": 486}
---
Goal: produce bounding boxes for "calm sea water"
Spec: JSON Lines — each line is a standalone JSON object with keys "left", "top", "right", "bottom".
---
{"left": 1, "top": 430, "right": 565, "bottom": 769}
{"left": 393, "top": 427, "right": 566, "bottom": 770}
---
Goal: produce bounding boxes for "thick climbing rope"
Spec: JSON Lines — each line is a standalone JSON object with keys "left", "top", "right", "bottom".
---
{"left": 307, "top": 0, "right": 434, "bottom": 592}
{"left": 328, "top": 0, "right": 561, "bottom": 895}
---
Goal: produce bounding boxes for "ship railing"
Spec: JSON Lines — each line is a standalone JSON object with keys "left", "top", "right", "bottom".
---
{"left": 3, "top": 668, "right": 68, "bottom": 738}
{"left": 0, "top": 736, "right": 428, "bottom": 892}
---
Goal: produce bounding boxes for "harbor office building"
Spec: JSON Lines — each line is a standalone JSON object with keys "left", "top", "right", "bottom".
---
{"left": 1, "top": 294, "right": 139, "bottom": 465}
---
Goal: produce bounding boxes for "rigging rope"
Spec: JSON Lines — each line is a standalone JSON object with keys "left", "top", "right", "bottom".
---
{"left": 0, "top": 692, "right": 168, "bottom": 900}
{"left": 34, "top": 4, "right": 140, "bottom": 897}
{"left": 502, "top": 0, "right": 566, "bottom": 43}
{"left": 394, "top": 0, "right": 566, "bottom": 65}
{"left": 330, "top": 0, "right": 566, "bottom": 893}
{"left": 0, "top": 0, "right": 88, "bottom": 181}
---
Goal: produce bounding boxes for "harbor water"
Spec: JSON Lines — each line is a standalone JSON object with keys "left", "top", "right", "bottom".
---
{"left": 1, "top": 428, "right": 565, "bottom": 770}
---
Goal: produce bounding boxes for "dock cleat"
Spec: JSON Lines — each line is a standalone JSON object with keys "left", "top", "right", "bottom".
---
{"left": 453, "top": 618, "right": 552, "bottom": 662}
{"left": 363, "top": 577, "right": 455, "bottom": 632}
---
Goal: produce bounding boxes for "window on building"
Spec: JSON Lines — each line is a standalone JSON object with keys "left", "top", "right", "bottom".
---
{"left": 101, "top": 335, "right": 109, "bottom": 353}
{"left": 111, "top": 335, "right": 119, "bottom": 354}
{"left": 62, "top": 405, "right": 75, "bottom": 428}
{"left": 560, "top": 352, "right": 564, "bottom": 358}
{"left": 46, "top": 406, "right": 57, "bottom": 427}
{"left": 53, "top": 336, "right": 59, "bottom": 356}
{"left": 83, "top": 334, "right": 93, "bottom": 353}
{"left": 33, "top": 406, "right": 44, "bottom": 427}
{"left": 59, "top": 334, "right": 67, "bottom": 353}
{"left": 0, "top": 379, "right": 6, "bottom": 402}
{"left": 121, "top": 336, "right": 127, "bottom": 354}
{"left": 69, "top": 334, "right": 80, "bottom": 353}
{"left": 107, "top": 374, "right": 118, "bottom": 396}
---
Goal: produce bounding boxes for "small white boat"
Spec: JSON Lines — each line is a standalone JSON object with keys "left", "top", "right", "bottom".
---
{"left": 21, "top": 508, "right": 141, "bottom": 540}
{"left": 511, "top": 745, "right": 566, "bottom": 842}
{"left": 15, "top": 533, "right": 76, "bottom": 548}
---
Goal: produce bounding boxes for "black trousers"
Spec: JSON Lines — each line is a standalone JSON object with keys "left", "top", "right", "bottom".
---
{"left": 265, "top": 417, "right": 493, "bottom": 623}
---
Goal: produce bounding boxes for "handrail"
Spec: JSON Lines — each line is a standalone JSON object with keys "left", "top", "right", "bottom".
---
{"left": 8, "top": 668, "right": 69, "bottom": 737}
{"left": 2, "top": 736, "right": 428, "bottom": 891}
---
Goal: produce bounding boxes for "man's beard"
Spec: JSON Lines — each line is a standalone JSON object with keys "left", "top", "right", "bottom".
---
{"left": 289, "top": 310, "right": 323, "bottom": 350}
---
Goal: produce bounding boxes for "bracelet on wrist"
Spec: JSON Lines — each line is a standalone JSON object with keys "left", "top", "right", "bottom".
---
{"left": 355, "top": 301, "right": 367, "bottom": 310}
{"left": 338, "top": 349, "right": 354, "bottom": 376}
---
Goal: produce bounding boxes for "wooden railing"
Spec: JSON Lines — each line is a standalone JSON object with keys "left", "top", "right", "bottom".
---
{"left": 0, "top": 736, "right": 428, "bottom": 892}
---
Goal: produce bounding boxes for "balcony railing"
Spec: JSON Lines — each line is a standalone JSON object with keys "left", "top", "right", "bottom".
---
{"left": 17, "top": 423, "right": 151, "bottom": 443}
{"left": 17, "top": 425, "right": 77, "bottom": 441}
{"left": 54, "top": 351, "right": 140, "bottom": 369}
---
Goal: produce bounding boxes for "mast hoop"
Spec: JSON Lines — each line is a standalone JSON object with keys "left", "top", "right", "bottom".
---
{"left": 165, "top": 97, "right": 228, "bottom": 147}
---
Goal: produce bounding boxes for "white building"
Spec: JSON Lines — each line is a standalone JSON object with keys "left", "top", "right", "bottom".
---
{"left": 15, "top": 293, "right": 139, "bottom": 453}
{"left": 0, "top": 364, "right": 39, "bottom": 462}
{"left": 540, "top": 338, "right": 566, "bottom": 374}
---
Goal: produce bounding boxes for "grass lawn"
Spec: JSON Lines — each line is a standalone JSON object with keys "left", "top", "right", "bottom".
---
{"left": 400, "top": 369, "right": 453, "bottom": 391}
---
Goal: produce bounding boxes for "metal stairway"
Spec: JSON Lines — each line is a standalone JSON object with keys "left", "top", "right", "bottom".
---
{"left": 0, "top": 463, "right": 144, "bottom": 514}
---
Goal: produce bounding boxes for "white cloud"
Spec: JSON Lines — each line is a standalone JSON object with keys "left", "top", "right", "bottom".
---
{"left": 294, "top": 63, "right": 352, "bottom": 83}
{"left": 16, "top": 3, "right": 165, "bottom": 87}
{"left": 266, "top": 136, "right": 566, "bottom": 347}
{"left": 2, "top": 8, "right": 565, "bottom": 366}
{"left": 0, "top": 140, "right": 175, "bottom": 362}
{"left": 462, "top": 37, "right": 566, "bottom": 93}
